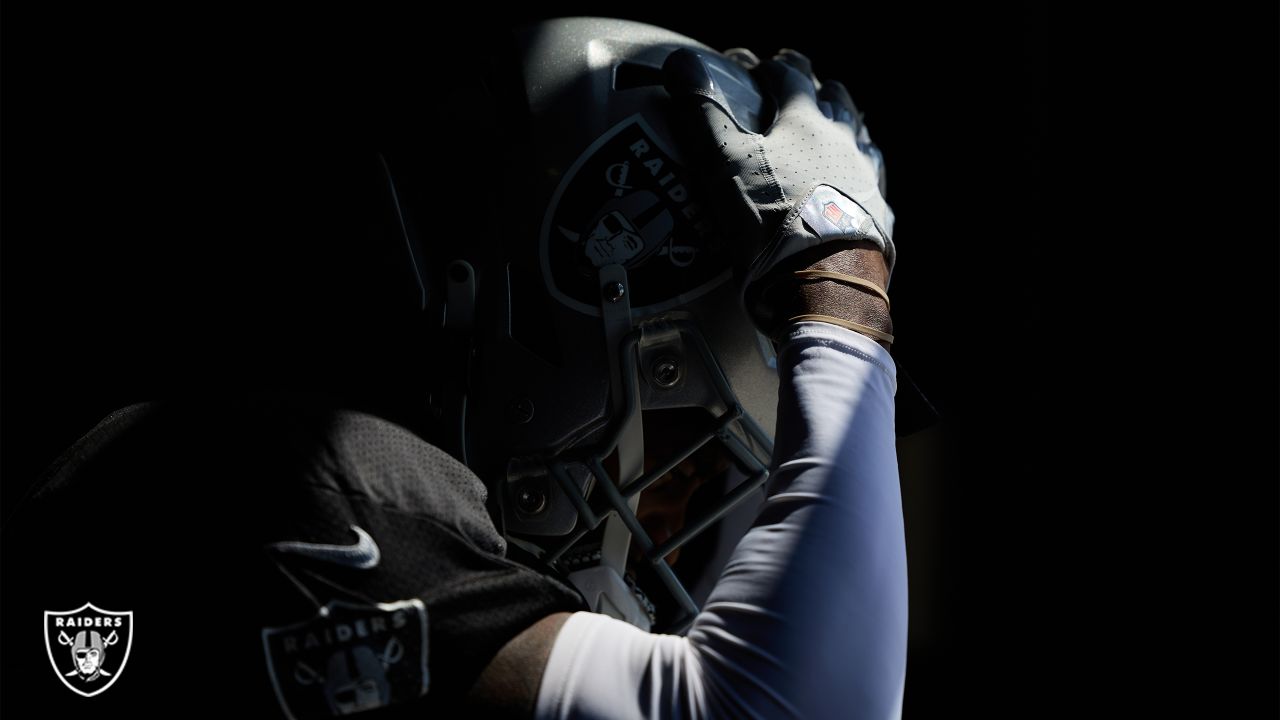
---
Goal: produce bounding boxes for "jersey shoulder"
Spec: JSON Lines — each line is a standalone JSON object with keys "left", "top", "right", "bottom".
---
{"left": 4, "top": 396, "right": 585, "bottom": 716}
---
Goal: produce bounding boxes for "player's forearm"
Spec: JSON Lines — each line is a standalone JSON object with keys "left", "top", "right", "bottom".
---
{"left": 535, "top": 319, "right": 907, "bottom": 719}
{"left": 686, "top": 319, "right": 906, "bottom": 718}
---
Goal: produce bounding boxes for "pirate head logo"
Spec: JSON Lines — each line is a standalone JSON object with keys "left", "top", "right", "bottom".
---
{"left": 262, "top": 599, "right": 428, "bottom": 719}
{"left": 314, "top": 641, "right": 402, "bottom": 714}
{"left": 44, "top": 602, "right": 133, "bottom": 697}
{"left": 583, "top": 205, "right": 650, "bottom": 268}
{"left": 541, "top": 114, "right": 732, "bottom": 316}
{"left": 69, "top": 630, "right": 112, "bottom": 680}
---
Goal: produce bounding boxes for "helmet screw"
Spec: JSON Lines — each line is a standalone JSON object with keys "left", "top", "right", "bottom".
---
{"left": 652, "top": 357, "right": 681, "bottom": 388}
{"left": 507, "top": 397, "right": 535, "bottom": 424}
{"left": 603, "top": 281, "right": 626, "bottom": 303}
{"left": 515, "top": 480, "right": 548, "bottom": 515}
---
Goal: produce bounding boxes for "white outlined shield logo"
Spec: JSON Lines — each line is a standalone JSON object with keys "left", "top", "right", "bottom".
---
{"left": 262, "top": 599, "right": 429, "bottom": 719}
{"left": 539, "top": 114, "right": 731, "bottom": 317}
{"left": 44, "top": 602, "right": 133, "bottom": 697}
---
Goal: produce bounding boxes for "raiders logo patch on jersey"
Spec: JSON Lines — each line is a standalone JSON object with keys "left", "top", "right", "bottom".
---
{"left": 262, "top": 599, "right": 428, "bottom": 719}
{"left": 44, "top": 602, "right": 134, "bottom": 697}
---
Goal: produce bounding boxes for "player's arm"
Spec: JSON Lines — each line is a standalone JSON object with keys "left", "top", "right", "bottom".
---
{"left": 465, "top": 237, "right": 896, "bottom": 717}
{"left": 464, "top": 612, "right": 572, "bottom": 718}
{"left": 467, "top": 47, "right": 905, "bottom": 718}
{"left": 530, "top": 240, "right": 903, "bottom": 719}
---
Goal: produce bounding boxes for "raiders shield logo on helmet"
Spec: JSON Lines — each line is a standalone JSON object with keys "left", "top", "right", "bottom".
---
{"left": 44, "top": 602, "right": 134, "bottom": 697}
{"left": 262, "top": 599, "right": 429, "bottom": 719}
{"left": 540, "top": 114, "right": 731, "bottom": 317}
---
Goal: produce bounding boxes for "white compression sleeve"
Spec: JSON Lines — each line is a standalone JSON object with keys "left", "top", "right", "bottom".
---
{"left": 535, "top": 322, "right": 907, "bottom": 720}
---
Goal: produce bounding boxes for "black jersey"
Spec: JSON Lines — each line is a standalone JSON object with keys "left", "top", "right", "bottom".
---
{"left": 1, "top": 397, "right": 586, "bottom": 717}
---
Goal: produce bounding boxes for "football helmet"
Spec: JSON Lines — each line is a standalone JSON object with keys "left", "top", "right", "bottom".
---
{"left": 391, "top": 18, "right": 786, "bottom": 633}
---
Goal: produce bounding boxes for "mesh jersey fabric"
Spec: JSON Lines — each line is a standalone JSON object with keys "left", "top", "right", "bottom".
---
{"left": 1, "top": 396, "right": 586, "bottom": 717}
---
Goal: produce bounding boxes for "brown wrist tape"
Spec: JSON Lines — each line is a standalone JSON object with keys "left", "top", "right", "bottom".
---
{"left": 787, "top": 314, "right": 895, "bottom": 344}
{"left": 792, "top": 270, "right": 891, "bottom": 311}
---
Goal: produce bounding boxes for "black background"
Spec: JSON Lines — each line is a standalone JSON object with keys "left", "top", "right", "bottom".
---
{"left": 3, "top": 5, "right": 1276, "bottom": 717}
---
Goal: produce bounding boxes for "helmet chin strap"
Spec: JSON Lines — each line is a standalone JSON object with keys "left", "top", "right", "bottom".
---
{"left": 556, "top": 266, "right": 777, "bottom": 633}
{"left": 597, "top": 262, "right": 644, "bottom": 577}
{"left": 563, "top": 263, "right": 654, "bottom": 630}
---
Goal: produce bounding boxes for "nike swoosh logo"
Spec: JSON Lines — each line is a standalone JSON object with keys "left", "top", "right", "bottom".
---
{"left": 268, "top": 525, "right": 381, "bottom": 570}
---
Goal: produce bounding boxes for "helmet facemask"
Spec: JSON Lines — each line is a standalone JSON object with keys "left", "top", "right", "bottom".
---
{"left": 414, "top": 17, "right": 780, "bottom": 633}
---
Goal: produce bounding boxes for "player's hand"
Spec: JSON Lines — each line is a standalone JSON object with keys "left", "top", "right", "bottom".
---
{"left": 662, "top": 47, "right": 895, "bottom": 337}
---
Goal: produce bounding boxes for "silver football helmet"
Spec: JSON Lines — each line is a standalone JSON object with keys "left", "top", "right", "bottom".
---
{"left": 395, "top": 18, "right": 781, "bottom": 633}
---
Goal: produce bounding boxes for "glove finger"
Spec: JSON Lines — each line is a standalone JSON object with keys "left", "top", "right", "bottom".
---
{"left": 773, "top": 48, "right": 817, "bottom": 84}
{"left": 752, "top": 55, "right": 820, "bottom": 123}
{"left": 722, "top": 47, "right": 761, "bottom": 70}
{"left": 817, "top": 79, "right": 863, "bottom": 134}
{"left": 817, "top": 78, "right": 886, "bottom": 190}
{"left": 663, "top": 47, "right": 751, "bottom": 133}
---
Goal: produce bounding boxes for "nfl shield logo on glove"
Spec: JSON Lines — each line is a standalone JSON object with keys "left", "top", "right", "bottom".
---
{"left": 44, "top": 602, "right": 134, "bottom": 697}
